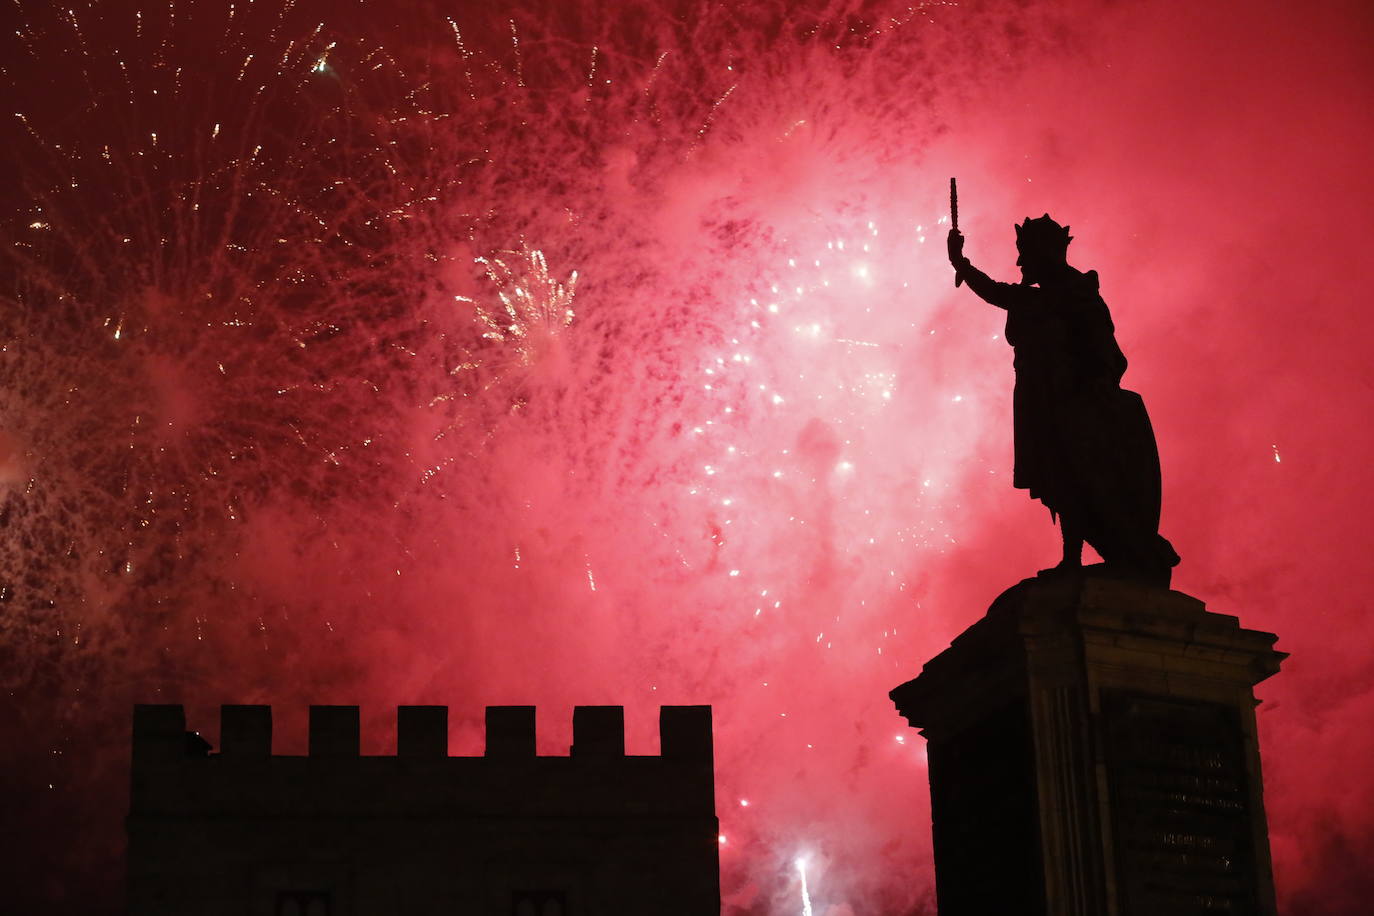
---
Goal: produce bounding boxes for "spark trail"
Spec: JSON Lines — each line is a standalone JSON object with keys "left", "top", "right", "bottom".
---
{"left": 0, "top": 2, "right": 1046, "bottom": 910}
{"left": 14, "top": 1, "right": 1337, "bottom": 913}
{"left": 0, "top": 0, "right": 1077, "bottom": 910}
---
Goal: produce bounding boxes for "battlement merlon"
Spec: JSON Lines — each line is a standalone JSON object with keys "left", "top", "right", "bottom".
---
{"left": 310, "top": 705, "right": 360, "bottom": 757}
{"left": 131, "top": 704, "right": 188, "bottom": 764}
{"left": 221, "top": 705, "right": 271, "bottom": 756}
{"left": 129, "top": 704, "right": 716, "bottom": 818}
{"left": 486, "top": 705, "right": 536, "bottom": 757}
{"left": 400, "top": 705, "right": 447, "bottom": 757}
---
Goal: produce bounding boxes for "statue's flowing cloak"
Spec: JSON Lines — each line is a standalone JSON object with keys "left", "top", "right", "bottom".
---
{"left": 963, "top": 264, "right": 1177, "bottom": 574}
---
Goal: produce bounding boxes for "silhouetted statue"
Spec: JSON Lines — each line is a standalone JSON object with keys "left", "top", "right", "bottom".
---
{"left": 948, "top": 210, "right": 1179, "bottom": 585}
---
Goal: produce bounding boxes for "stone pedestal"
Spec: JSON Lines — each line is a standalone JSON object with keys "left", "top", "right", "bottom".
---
{"left": 890, "top": 572, "right": 1285, "bottom": 916}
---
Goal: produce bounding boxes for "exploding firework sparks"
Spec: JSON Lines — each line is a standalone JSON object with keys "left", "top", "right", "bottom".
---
{"left": 3, "top": 4, "right": 1016, "bottom": 907}
{"left": 457, "top": 243, "right": 578, "bottom": 393}
{"left": 5, "top": 0, "right": 1368, "bottom": 913}
{"left": 0, "top": 0, "right": 1098, "bottom": 909}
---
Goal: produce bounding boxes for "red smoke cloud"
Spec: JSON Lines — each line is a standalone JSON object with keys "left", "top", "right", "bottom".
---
{"left": 1, "top": 0, "right": 1371, "bottom": 912}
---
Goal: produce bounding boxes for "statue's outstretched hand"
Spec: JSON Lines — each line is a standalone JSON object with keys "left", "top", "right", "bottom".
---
{"left": 947, "top": 228, "right": 965, "bottom": 265}
{"left": 947, "top": 228, "right": 967, "bottom": 287}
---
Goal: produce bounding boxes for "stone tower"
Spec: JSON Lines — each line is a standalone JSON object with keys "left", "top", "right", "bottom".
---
{"left": 128, "top": 704, "right": 719, "bottom": 915}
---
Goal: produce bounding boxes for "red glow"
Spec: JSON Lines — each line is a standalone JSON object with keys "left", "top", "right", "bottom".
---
{"left": 2, "top": 1, "right": 1372, "bottom": 911}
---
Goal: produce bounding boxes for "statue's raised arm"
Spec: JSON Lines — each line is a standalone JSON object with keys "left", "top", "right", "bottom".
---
{"left": 945, "top": 205, "right": 1179, "bottom": 586}
{"left": 947, "top": 228, "right": 1033, "bottom": 311}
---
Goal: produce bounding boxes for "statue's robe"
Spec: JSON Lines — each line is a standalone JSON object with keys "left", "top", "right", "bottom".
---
{"left": 958, "top": 262, "right": 1179, "bottom": 581}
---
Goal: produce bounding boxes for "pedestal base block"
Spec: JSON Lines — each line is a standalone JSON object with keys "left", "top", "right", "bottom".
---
{"left": 891, "top": 572, "right": 1285, "bottom": 916}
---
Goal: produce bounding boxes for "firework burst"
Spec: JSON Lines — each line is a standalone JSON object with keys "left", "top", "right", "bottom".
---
{"left": 458, "top": 244, "right": 578, "bottom": 392}
{"left": 1, "top": 1, "right": 1079, "bottom": 911}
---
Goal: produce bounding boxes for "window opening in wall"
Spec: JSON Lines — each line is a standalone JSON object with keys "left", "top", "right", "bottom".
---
{"left": 275, "top": 890, "right": 332, "bottom": 916}
{"left": 512, "top": 889, "right": 566, "bottom": 916}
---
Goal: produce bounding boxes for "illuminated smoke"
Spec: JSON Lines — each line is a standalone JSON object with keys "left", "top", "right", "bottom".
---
{"left": 3, "top": 4, "right": 1022, "bottom": 908}
{"left": 3, "top": 0, "right": 1372, "bottom": 913}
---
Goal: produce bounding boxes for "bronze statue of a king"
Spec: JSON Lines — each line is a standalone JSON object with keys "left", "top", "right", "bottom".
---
{"left": 948, "top": 212, "right": 1179, "bottom": 585}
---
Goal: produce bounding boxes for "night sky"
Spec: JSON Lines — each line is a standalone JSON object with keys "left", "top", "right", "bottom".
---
{"left": 2, "top": 0, "right": 1372, "bottom": 912}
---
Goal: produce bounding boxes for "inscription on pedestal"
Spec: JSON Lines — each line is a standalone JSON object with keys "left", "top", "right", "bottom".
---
{"left": 1104, "top": 692, "right": 1258, "bottom": 915}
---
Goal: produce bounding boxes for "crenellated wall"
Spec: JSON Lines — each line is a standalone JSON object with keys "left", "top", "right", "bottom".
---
{"left": 128, "top": 705, "right": 719, "bottom": 915}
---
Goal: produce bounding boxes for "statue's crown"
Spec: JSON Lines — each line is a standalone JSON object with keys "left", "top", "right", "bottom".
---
{"left": 1015, "top": 214, "right": 1072, "bottom": 257}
